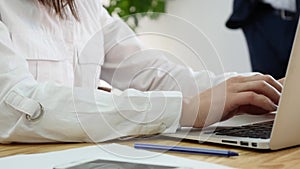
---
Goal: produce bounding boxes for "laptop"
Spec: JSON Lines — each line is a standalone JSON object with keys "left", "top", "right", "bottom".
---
{"left": 164, "top": 21, "right": 300, "bottom": 150}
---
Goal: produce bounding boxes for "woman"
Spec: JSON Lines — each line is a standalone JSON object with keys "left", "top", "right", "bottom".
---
{"left": 0, "top": 0, "right": 281, "bottom": 143}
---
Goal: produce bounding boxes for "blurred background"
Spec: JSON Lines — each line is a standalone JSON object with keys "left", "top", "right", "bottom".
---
{"left": 103, "top": 0, "right": 251, "bottom": 74}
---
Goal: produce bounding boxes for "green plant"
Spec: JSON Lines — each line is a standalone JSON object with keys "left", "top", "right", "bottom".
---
{"left": 104, "top": 0, "right": 166, "bottom": 30}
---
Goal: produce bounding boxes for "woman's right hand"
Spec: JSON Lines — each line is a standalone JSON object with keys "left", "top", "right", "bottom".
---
{"left": 180, "top": 74, "right": 283, "bottom": 128}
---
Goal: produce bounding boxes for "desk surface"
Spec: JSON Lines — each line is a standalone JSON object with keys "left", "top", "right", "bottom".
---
{"left": 0, "top": 137, "right": 300, "bottom": 169}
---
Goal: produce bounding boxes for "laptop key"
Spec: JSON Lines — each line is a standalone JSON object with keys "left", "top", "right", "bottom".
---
{"left": 213, "top": 121, "right": 273, "bottom": 139}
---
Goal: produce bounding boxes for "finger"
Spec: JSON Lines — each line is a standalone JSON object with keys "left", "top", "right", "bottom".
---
{"left": 235, "top": 80, "right": 281, "bottom": 104}
{"left": 237, "top": 74, "right": 283, "bottom": 93}
{"left": 232, "top": 92, "right": 278, "bottom": 112}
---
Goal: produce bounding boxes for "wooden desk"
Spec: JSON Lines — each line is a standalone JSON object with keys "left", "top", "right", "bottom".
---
{"left": 0, "top": 137, "right": 300, "bottom": 169}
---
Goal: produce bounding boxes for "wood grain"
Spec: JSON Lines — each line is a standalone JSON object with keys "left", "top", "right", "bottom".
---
{"left": 0, "top": 138, "right": 299, "bottom": 169}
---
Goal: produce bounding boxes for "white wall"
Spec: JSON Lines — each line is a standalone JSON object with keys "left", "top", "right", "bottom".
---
{"left": 137, "top": 0, "right": 251, "bottom": 74}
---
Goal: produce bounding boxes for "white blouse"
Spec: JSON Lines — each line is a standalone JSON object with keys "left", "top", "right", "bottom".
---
{"left": 0, "top": 0, "right": 237, "bottom": 143}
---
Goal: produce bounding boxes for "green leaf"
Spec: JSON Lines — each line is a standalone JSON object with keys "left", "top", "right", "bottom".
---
{"left": 104, "top": 0, "right": 167, "bottom": 31}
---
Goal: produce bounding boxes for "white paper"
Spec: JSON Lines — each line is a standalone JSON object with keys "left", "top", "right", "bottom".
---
{"left": 0, "top": 143, "right": 232, "bottom": 169}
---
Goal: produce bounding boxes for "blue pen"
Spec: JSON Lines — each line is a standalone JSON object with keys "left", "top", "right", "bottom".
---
{"left": 134, "top": 143, "right": 239, "bottom": 157}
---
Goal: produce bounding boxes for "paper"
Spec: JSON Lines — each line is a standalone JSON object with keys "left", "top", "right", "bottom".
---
{"left": 0, "top": 143, "right": 232, "bottom": 169}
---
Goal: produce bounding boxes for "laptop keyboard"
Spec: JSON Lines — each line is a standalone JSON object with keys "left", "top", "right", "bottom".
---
{"left": 212, "top": 121, "right": 274, "bottom": 139}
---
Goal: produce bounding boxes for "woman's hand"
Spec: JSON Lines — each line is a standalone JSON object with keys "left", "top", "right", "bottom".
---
{"left": 180, "top": 74, "right": 283, "bottom": 128}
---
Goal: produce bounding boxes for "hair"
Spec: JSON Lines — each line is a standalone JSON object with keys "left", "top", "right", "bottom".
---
{"left": 38, "top": 0, "right": 79, "bottom": 20}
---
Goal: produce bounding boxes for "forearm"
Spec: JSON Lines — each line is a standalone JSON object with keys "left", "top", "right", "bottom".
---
{"left": 0, "top": 77, "right": 182, "bottom": 143}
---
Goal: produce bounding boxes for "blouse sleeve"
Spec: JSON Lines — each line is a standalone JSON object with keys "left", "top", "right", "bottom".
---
{"left": 0, "top": 21, "right": 182, "bottom": 143}
{"left": 99, "top": 5, "right": 239, "bottom": 121}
